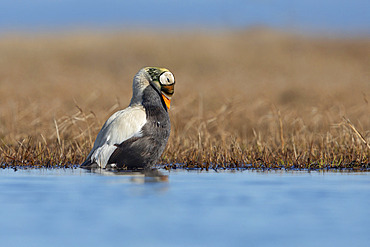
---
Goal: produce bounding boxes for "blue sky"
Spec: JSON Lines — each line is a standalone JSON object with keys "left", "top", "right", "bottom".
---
{"left": 1, "top": 0, "right": 369, "bottom": 34}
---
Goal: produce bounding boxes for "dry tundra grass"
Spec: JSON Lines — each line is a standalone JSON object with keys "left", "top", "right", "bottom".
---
{"left": 0, "top": 29, "right": 369, "bottom": 170}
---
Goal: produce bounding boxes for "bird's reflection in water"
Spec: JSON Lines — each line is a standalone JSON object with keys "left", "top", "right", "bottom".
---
{"left": 81, "top": 167, "right": 169, "bottom": 183}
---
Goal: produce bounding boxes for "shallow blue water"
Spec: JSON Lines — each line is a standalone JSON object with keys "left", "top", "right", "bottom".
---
{"left": 0, "top": 169, "right": 369, "bottom": 247}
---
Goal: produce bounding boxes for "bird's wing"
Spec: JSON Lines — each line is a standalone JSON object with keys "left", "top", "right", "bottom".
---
{"left": 86, "top": 105, "right": 147, "bottom": 168}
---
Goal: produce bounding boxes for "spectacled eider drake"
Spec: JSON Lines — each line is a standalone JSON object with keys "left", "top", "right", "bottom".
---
{"left": 81, "top": 67, "right": 175, "bottom": 170}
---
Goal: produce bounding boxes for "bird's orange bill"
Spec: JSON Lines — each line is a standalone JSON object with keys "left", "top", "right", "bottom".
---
{"left": 161, "top": 94, "right": 171, "bottom": 109}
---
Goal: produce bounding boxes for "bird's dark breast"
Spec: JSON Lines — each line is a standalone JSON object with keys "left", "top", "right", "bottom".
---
{"left": 107, "top": 86, "right": 171, "bottom": 169}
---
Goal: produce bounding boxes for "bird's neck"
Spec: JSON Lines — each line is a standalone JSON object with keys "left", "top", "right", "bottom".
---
{"left": 130, "top": 70, "right": 149, "bottom": 106}
{"left": 129, "top": 92, "right": 143, "bottom": 106}
{"left": 141, "top": 85, "right": 168, "bottom": 112}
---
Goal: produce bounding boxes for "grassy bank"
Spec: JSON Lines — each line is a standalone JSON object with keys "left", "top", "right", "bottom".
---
{"left": 0, "top": 29, "right": 369, "bottom": 170}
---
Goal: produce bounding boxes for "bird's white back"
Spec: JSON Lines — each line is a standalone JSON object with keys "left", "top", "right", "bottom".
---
{"left": 88, "top": 105, "right": 146, "bottom": 167}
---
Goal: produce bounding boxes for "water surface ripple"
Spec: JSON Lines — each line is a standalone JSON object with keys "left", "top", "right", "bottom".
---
{"left": 0, "top": 169, "right": 369, "bottom": 247}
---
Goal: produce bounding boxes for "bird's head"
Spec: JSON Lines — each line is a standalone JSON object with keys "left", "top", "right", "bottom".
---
{"left": 131, "top": 67, "right": 175, "bottom": 109}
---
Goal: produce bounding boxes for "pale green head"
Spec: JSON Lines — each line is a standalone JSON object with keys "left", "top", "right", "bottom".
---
{"left": 131, "top": 67, "right": 175, "bottom": 109}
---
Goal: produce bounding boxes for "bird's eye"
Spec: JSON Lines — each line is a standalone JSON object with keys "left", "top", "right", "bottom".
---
{"left": 159, "top": 72, "right": 174, "bottom": 85}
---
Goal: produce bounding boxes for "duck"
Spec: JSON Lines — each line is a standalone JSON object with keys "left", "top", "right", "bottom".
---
{"left": 81, "top": 67, "right": 175, "bottom": 170}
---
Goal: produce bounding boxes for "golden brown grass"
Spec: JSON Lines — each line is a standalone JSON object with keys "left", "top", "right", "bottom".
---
{"left": 0, "top": 29, "right": 369, "bottom": 170}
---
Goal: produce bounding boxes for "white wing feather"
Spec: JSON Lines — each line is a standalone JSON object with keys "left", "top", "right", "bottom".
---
{"left": 87, "top": 105, "right": 146, "bottom": 168}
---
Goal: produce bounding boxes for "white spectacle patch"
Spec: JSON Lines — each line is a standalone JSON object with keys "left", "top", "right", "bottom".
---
{"left": 159, "top": 71, "right": 175, "bottom": 85}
